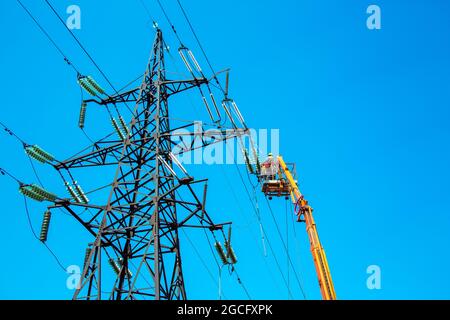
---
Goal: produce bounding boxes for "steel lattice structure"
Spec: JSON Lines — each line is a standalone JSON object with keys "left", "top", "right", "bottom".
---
{"left": 1, "top": 0, "right": 341, "bottom": 302}
{"left": 46, "top": 29, "right": 247, "bottom": 300}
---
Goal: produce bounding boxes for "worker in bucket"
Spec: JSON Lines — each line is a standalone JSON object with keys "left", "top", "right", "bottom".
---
{"left": 260, "top": 153, "right": 277, "bottom": 180}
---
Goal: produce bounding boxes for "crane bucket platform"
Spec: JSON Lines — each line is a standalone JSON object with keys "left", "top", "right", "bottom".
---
{"left": 261, "top": 180, "right": 291, "bottom": 198}
{"left": 259, "top": 155, "right": 296, "bottom": 198}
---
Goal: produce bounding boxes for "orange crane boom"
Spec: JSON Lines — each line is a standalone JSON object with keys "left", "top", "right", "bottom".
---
{"left": 278, "top": 156, "right": 336, "bottom": 300}
{"left": 260, "top": 155, "right": 336, "bottom": 300}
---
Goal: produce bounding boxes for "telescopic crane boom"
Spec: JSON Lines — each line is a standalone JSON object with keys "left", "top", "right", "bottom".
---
{"left": 259, "top": 155, "right": 337, "bottom": 300}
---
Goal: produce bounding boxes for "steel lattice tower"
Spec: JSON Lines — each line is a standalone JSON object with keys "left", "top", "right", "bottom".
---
{"left": 47, "top": 30, "right": 245, "bottom": 300}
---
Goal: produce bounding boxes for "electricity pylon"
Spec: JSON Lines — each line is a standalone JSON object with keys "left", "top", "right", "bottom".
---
{"left": 48, "top": 29, "right": 245, "bottom": 300}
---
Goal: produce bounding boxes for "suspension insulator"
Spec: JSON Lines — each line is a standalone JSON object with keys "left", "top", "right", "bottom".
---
{"left": 222, "top": 101, "right": 237, "bottom": 128}
{"left": 179, "top": 49, "right": 193, "bottom": 73}
{"left": 65, "top": 182, "right": 82, "bottom": 203}
{"left": 30, "top": 184, "right": 57, "bottom": 201}
{"left": 74, "top": 182, "right": 89, "bottom": 204}
{"left": 247, "top": 141, "right": 262, "bottom": 175}
{"left": 79, "top": 102, "right": 87, "bottom": 129}
{"left": 39, "top": 211, "right": 51, "bottom": 242}
{"left": 32, "top": 145, "right": 54, "bottom": 162}
{"left": 25, "top": 147, "right": 47, "bottom": 164}
{"left": 108, "top": 258, "right": 121, "bottom": 275}
{"left": 118, "top": 258, "right": 133, "bottom": 278}
{"left": 225, "top": 242, "right": 238, "bottom": 265}
{"left": 254, "top": 152, "right": 261, "bottom": 175}
{"left": 118, "top": 116, "right": 130, "bottom": 136}
{"left": 188, "top": 50, "right": 202, "bottom": 73}
{"left": 214, "top": 242, "right": 228, "bottom": 265}
{"left": 86, "top": 76, "right": 105, "bottom": 95}
{"left": 202, "top": 96, "right": 215, "bottom": 122}
{"left": 111, "top": 118, "right": 125, "bottom": 141}
{"left": 209, "top": 93, "right": 221, "bottom": 120}
{"left": 78, "top": 77, "right": 97, "bottom": 97}
{"left": 19, "top": 185, "right": 45, "bottom": 202}
{"left": 243, "top": 149, "right": 255, "bottom": 174}
{"left": 231, "top": 101, "right": 246, "bottom": 126}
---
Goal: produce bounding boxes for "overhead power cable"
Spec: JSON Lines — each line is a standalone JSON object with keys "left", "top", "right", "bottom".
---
{"left": 1, "top": 119, "right": 74, "bottom": 219}
{"left": 0, "top": 121, "right": 26, "bottom": 145}
{"left": 16, "top": 0, "right": 80, "bottom": 74}
{"left": 0, "top": 167, "right": 21, "bottom": 184}
{"left": 181, "top": 228, "right": 227, "bottom": 299}
{"left": 232, "top": 161, "right": 306, "bottom": 299}
{"left": 118, "top": 73, "right": 146, "bottom": 93}
{"left": 208, "top": 227, "right": 253, "bottom": 300}
{"left": 232, "top": 266, "right": 252, "bottom": 300}
{"left": 1, "top": 120, "right": 46, "bottom": 186}
{"left": 164, "top": 46, "right": 287, "bottom": 298}
{"left": 0, "top": 167, "right": 68, "bottom": 272}
{"left": 174, "top": 189, "right": 244, "bottom": 299}
{"left": 16, "top": 0, "right": 116, "bottom": 117}
{"left": 231, "top": 136, "right": 308, "bottom": 299}
{"left": 176, "top": 0, "right": 224, "bottom": 92}
{"left": 138, "top": 0, "right": 158, "bottom": 27}
{"left": 23, "top": 196, "right": 67, "bottom": 272}
{"left": 159, "top": 0, "right": 307, "bottom": 299}
{"left": 264, "top": 196, "right": 307, "bottom": 299}
{"left": 11, "top": 0, "right": 309, "bottom": 300}
{"left": 156, "top": 0, "right": 183, "bottom": 45}
{"left": 1, "top": 120, "right": 45, "bottom": 182}
{"left": 17, "top": 0, "right": 124, "bottom": 134}
{"left": 43, "top": 0, "right": 132, "bottom": 114}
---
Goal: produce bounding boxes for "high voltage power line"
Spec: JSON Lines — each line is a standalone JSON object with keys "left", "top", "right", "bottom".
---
{"left": 154, "top": 0, "right": 308, "bottom": 298}
{"left": 15, "top": 0, "right": 80, "bottom": 74}
{"left": 4, "top": 1, "right": 248, "bottom": 298}
{"left": 0, "top": 0, "right": 327, "bottom": 300}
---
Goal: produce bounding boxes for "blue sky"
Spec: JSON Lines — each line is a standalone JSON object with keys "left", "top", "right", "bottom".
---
{"left": 0, "top": 0, "right": 450, "bottom": 300}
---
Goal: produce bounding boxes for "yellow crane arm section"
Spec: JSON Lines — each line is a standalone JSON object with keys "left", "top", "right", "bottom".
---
{"left": 278, "top": 156, "right": 337, "bottom": 300}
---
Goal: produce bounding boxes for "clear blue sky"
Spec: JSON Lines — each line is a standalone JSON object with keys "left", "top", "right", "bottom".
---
{"left": 0, "top": 0, "right": 450, "bottom": 300}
